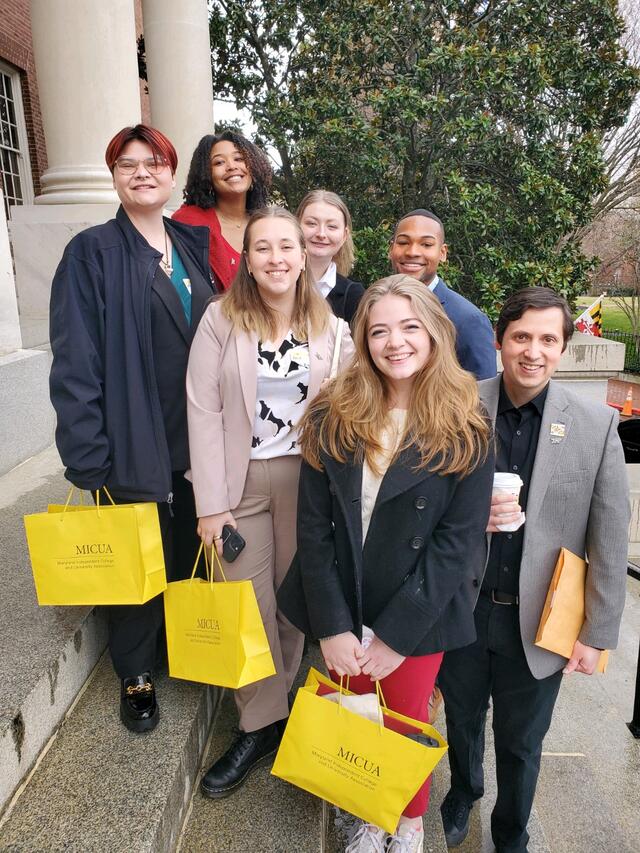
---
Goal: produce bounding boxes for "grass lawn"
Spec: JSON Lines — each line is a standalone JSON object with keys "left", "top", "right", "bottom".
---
{"left": 575, "top": 296, "right": 635, "bottom": 332}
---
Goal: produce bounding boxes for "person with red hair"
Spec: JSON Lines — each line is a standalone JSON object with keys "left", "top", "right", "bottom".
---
{"left": 49, "top": 125, "right": 215, "bottom": 733}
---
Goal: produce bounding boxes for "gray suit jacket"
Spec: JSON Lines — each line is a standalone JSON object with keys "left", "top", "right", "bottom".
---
{"left": 479, "top": 376, "right": 630, "bottom": 679}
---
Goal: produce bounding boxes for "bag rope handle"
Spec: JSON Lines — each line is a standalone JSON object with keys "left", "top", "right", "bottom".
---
{"left": 375, "top": 679, "right": 389, "bottom": 731}
{"left": 189, "top": 540, "right": 228, "bottom": 586}
{"left": 95, "top": 486, "right": 116, "bottom": 517}
{"left": 61, "top": 485, "right": 116, "bottom": 518}
{"left": 337, "top": 673, "right": 386, "bottom": 732}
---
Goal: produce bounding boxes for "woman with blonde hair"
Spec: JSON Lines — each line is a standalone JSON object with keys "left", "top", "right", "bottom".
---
{"left": 296, "top": 189, "right": 365, "bottom": 323}
{"left": 187, "top": 206, "right": 354, "bottom": 799}
{"left": 278, "top": 275, "right": 495, "bottom": 852}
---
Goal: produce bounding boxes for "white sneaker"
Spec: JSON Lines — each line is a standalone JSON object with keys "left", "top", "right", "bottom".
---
{"left": 344, "top": 821, "right": 388, "bottom": 852}
{"left": 386, "top": 822, "right": 424, "bottom": 853}
{"left": 332, "top": 806, "right": 361, "bottom": 847}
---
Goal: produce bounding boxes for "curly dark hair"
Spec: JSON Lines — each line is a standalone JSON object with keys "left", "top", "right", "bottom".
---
{"left": 181, "top": 131, "right": 272, "bottom": 210}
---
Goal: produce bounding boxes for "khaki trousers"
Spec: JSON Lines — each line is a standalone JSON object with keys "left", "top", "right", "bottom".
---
{"left": 224, "top": 456, "right": 304, "bottom": 731}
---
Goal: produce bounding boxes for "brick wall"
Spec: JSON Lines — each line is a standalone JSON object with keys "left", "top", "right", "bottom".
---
{"left": 0, "top": 0, "right": 47, "bottom": 198}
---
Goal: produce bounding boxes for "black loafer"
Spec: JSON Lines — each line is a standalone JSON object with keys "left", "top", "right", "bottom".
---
{"left": 200, "top": 723, "right": 281, "bottom": 798}
{"left": 120, "top": 672, "right": 159, "bottom": 733}
{"left": 441, "top": 790, "right": 473, "bottom": 848}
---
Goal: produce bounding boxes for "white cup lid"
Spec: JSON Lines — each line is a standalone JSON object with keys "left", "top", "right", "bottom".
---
{"left": 493, "top": 472, "right": 523, "bottom": 488}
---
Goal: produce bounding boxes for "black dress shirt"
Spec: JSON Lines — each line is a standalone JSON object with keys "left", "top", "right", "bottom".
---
{"left": 482, "top": 380, "right": 549, "bottom": 597}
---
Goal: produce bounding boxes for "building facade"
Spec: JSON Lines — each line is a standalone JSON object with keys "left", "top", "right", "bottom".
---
{"left": 0, "top": 0, "right": 214, "bottom": 475}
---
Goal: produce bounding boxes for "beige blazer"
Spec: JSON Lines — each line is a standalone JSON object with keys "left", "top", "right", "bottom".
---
{"left": 187, "top": 301, "right": 355, "bottom": 517}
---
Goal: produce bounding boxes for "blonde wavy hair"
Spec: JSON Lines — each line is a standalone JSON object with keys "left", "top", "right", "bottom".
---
{"left": 296, "top": 189, "right": 355, "bottom": 276}
{"left": 222, "top": 207, "right": 330, "bottom": 340}
{"left": 300, "top": 274, "right": 491, "bottom": 476}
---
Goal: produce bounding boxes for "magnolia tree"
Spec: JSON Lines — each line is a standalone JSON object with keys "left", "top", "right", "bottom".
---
{"left": 210, "top": 0, "right": 638, "bottom": 316}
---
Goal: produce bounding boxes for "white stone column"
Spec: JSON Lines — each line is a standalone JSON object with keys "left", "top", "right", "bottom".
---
{"left": 0, "top": 189, "right": 22, "bottom": 354}
{"left": 0, "top": 186, "right": 56, "bottom": 473}
{"left": 30, "top": 0, "right": 141, "bottom": 204}
{"left": 142, "top": 0, "right": 215, "bottom": 208}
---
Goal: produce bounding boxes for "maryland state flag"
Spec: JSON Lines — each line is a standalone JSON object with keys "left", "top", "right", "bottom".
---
{"left": 574, "top": 297, "right": 602, "bottom": 336}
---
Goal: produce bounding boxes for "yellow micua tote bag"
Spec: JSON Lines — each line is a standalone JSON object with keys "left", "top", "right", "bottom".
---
{"left": 164, "top": 542, "right": 276, "bottom": 688}
{"left": 271, "top": 668, "right": 448, "bottom": 834}
{"left": 24, "top": 487, "right": 166, "bottom": 605}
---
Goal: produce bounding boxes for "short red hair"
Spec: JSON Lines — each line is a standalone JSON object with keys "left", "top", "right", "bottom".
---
{"left": 105, "top": 124, "right": 178, "bottom": 174}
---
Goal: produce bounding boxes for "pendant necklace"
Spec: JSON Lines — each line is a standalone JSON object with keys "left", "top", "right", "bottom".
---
{"left": 218, "top": 212, "right": 247, "bottom": 230}
{"left": 160, "top": 229, "right": 173, "bottom": 275}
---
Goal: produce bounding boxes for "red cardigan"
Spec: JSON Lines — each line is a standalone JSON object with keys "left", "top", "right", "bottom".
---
{"left": 172, "top": 205, "right": 239, "bottom": 291}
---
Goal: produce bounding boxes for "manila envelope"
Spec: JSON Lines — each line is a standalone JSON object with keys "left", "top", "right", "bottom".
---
{"left": 535, "top": 547, "right": 608, "bottom": 673}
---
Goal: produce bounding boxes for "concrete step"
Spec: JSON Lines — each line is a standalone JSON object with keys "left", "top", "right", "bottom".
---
{"left": 0, "top": 655, "right": 220, "bottom": 852}
{"left": 180, "top": 688, "right": 322, "bottom": 853}
{"left": 0, "top": 349, "right": 55, "bottom": 476}
{"left": 179, "top": 646, "right": 448, "bottom": 853}
{"left": 0, "top": 446, "right": 107, "bottom": 813}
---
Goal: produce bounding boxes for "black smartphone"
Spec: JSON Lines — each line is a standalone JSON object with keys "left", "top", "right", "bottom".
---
{"left": 221, "top": 524, "right": 246, "bottom": 562}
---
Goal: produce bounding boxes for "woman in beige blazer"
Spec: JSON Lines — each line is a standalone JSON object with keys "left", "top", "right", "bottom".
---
{"left": 187, "top": 206, "right": 354, "bottom": 800}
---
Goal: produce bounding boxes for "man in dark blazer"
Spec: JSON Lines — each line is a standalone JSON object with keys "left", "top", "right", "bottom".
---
{"left": 389, "top": 209, "right": 496, "bottom": 379}
{"left": 439, "top": 287, "right": 630, "bottom": 852}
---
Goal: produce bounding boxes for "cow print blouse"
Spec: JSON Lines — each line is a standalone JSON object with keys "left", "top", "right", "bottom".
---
{"left": 251, "top": 331, "right": 310, "bottom": 460}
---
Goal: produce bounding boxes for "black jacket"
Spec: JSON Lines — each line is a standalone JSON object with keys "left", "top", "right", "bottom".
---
{"left": 326, "top": 273, "right": 366, "bottom": 324}
{"left": 278, "top": 441, "right": 494, "bottom": 656}
{"left": 49, "top": 206, "right": 214, "bottom": 501}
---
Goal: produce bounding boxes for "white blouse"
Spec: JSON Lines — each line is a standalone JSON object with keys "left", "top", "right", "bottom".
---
{"left": 361, "top": 409, "right": 408, "bottom": 542}
{"left": 251, "top": 331, "right": 310, "bottom": 460}
{"left": 315, "top": 261, "right": 337, "bottom": 298}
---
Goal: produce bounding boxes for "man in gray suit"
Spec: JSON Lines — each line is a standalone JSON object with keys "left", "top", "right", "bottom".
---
{"left": 439, "top": 287, "right": 630, "bottom": 853}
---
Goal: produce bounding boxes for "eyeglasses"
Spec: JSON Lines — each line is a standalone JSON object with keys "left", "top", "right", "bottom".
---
{"left": 114, "top": 157, "right": 169, "bottom": 175}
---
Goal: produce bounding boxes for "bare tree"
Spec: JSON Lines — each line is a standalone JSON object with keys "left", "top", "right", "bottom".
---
{"left": 576, "top": 0, "right": 640, "bottom": 241}
{"left": 597, "top": 214, "right": 640, "bottom": 335}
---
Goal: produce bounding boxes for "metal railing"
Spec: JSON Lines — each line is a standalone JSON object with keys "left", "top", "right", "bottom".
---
{"left": 601, "top": 329, "right": 640, "bottom": 373}
{"left": 628, "top": 563, "right": 640, "bottom": 738}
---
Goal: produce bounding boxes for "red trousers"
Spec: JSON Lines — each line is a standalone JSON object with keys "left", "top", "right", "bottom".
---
{"left": 330, "top": 650, "right": 443, "bottom": 818}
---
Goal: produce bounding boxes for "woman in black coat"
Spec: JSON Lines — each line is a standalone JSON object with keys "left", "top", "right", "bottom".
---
{"left": 49, "top": 125, "right": 215, "bottom": 734}
{"left": 296, "top": 189, "right": 365, "bottom": 324}
{"left": 278, "top": 274, "right": 494, "bottom": 852}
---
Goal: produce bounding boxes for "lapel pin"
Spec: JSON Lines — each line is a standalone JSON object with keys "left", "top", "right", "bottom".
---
{"left": 550, "top": 422, "right": 565, "bottom": 443}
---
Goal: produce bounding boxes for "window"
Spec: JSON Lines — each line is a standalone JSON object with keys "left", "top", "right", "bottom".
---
{"left": 0, "top": 61, "right": 33, "bottom": 220}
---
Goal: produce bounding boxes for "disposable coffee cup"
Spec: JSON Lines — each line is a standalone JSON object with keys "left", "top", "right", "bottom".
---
{"left": 492, "top": 473, "right": 525, "bottom": 532}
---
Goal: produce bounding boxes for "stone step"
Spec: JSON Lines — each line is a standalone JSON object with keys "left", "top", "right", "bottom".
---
{"left": 179, "top": 688, "right": 322, "bottom": 853}
{"left": 0, "top": 655, "right": 220, "bottom": 852}
{"left": 0, "top": 446, "right": 107, "bottom": 814}
{"left": 0, "top": 349, "right": 55, "bottom": 477}
{"left": 179, "top": 648, "right": 448, "bottom": 853}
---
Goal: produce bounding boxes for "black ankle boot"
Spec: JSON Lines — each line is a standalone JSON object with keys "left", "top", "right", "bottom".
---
{"left": 200, "top": 723, "right": 281, "bottom": 798}
{"left": 120, "top": 672, "right": 159, "bottom": 733}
